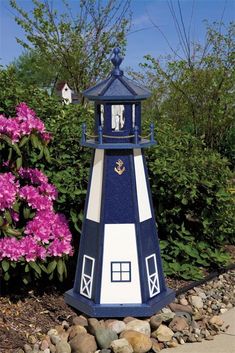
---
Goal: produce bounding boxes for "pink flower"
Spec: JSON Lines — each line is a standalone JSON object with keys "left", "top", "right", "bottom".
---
{"left": 19, "top": 185, "right": 53, "bottom": 211}
{"left": 0, "top": 173, "right": 19, "bottom": 210}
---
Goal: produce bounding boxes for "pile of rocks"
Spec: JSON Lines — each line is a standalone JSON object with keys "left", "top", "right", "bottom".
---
{"left": 18, "top": 271, "right": 235, "bottom": 353}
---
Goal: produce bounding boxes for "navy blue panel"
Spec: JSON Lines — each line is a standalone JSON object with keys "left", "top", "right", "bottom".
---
{"left": 73, "top": 219, "right": 103, "bottom": 301}
{"left": 139, "top": 218, "right": 167, "bottom": 300}
{"left": 104, "top": 104, "right": 112, "bottom": 131}
{"left": 103, "top": 150, "right": 137, "bottom": 223}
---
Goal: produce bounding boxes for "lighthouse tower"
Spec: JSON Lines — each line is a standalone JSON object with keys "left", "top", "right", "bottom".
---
{"left": 65, "top": 48, "right": 175, "bottom": 317}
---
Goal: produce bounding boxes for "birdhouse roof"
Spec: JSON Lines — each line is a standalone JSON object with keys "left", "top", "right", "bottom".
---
{"left": 83, "top": 48, "right": 151, "bottom": 102}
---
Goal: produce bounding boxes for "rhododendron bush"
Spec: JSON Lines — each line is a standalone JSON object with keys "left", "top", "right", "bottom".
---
{"left": 0, "top": 103, "right": 73, "bottom": 283}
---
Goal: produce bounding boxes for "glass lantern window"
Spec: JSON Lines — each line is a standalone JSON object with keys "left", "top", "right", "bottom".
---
{"left": 111, "top": 105, "right": 125, "bottom": 131}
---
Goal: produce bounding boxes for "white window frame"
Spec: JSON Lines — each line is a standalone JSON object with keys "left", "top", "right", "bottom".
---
{"left": 145, "top": 254, "right": 160, "bottom": 297}
{"left": 80, "top": 255, "right": 95, "bottom": 299}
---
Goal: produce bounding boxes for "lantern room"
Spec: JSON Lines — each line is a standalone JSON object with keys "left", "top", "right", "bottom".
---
{"left": 81, "top": 48, "right": 155, "bottom": 147}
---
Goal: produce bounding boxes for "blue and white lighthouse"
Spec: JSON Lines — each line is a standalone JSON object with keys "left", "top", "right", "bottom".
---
{"left": 65, "top": 48, "right": 175, "bottom": 317}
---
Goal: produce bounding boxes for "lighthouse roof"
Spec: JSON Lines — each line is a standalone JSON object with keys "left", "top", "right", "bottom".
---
{"left": 83, "top": 48, "right": 151, "bottom": 102}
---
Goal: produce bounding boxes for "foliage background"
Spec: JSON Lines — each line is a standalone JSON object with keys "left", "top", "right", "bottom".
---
{"left": 0, "top": 1, "right": 234, "bottom": 282}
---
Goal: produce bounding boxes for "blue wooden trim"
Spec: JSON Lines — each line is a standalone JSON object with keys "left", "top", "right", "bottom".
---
{"left": 73, "top": 151, "right": 96, "bottom": 294}
{"left": 129, "top": 149, "right": 145, "bottom": 303}
{"left": 84, "top": 95, "right": 149, "bottom": 101}
{"left": 81, "top": 140, "right": 156, "bottom": 149}
{"left": 94, "top": 149, "right": 107, "bottom": 303}
{"left": 65, "top": 287, "right": 175, "bottom": 318}
{"left": 142, "top": 151, "right": 167, "bottom": 292}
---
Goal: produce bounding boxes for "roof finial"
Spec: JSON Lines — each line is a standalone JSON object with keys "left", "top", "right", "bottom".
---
{"left": 111, "top": 48, "right": 123, "bottom": 76}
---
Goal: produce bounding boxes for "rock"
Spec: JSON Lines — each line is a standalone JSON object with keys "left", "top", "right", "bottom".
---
{"left": 88, "top": 318, "right": 102, "bottom": 335}
{"left": 28, "top": 336, "right": 37, "bottom": 345}
{"left": 24, "top": 344, "right": 33, "bottom": 353}
{"left": 95, "top": 328, "right": 118, "bottom": 349}
{"left": 100, "top": 350, "right": 111, "bottom": 353}
{"left": 169, "top": 316, "right": 189, "bottom": 332}
{"left": 187, "top": 334, "right": 197, "bottom": 343}
{"left": 125, "top": 319, "right": 151, "bottom": 337}
{"left": 40, "top": 340, "right": 49, "bottom": 351}
{"left": 32, "top": 343, "right": 39, "bottom": 353}
{"left": 153, "top": 312, "right": 175, "bottom": 324}
{"left": 69, "top": 325, "right": 87, "bottom": 339}
{"left": 190, "top": 296, "right": 204, "bottom": 309}
{"left": 220, "top": 308, "right": 228, "bottom": 314}
{"left": 161, "top": 307, "right": 172, "bottom": 314}
{"left": 167, "top": 340, "right": 178, "bottom": 348}
{"left": 120, "top": 330, "right": 152, "bottom": 353}
{"left": 123, "top": 317, "right": 136, "bottom": 324}
{"left": 73, "top": 316, "right": 88, "bottom": 327}
{"left": 175, "top": 311, "right": 192, "bottom": 324}
{"left": 62, "top": 321, "right": 70, "bottom": 330}
{"left": 48, "top": 329, "right": 59, "bottom": 337}
{"left": 110, "top": 338, "right": 133, "bottom": 353}
{"left": 169, "top": 303, "right": 193, "bottom": 315}
{"left": 49, "top": 344, "right": 56, "bottom": 353}
{"left": 106, "top": 320, "right": 126, "bottom": 334}
{"left": 50, "top": 335, "right": 61, "bottom": 345}
{"left": 56, "top": 340, "right": 71, "bottom": 353}
{"left": 69, "top": 333, "right": 97, "bottom": 353}
{"left": 205, "top": 335, "right": 214, "bottom": 340}
{"left": 179, "top": 337, "right": 185, "bottom": 345}
{"left": 43, "top": 349, "right": 50, "bottom": 353}
{"left": 152, "top": 324, "right": 174, "bottom": 342}
{"left": 209, "top": 315, "right": 224, "bottom": 326}
{"left": 179, "top": 298, "right": 188, "bottom": 306}
{"left": 150, "top": 338, "right": 162, "bottom": 352}
{"left": 150, "top": 315, "right": 162, "bottom": 330}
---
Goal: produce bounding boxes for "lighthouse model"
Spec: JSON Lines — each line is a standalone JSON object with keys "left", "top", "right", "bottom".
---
{"left": 65, "top": 48, "right": 175, "bottom": 317}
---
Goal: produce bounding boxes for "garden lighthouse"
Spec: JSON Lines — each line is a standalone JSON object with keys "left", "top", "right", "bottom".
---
{"left": 65, "top": 48, "right": 175, "bottom": 317}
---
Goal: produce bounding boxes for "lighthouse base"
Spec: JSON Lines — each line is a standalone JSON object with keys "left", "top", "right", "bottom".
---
{"left": 64, "top": 288, "right": 175, "bottom": 318}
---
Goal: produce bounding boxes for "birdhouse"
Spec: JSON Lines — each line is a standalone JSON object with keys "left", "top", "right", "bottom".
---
{"left": 65, "top": 48, "right": 175, "bottom": 317}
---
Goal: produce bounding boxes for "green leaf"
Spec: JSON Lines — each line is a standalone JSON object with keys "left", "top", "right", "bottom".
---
{"left": 47, "top": 260, "right": 57, "bottom": 274}
{"left": 29, "top": 261, "right": 42, "bottom": 275}
{"left": 57, "top": 259, "right": 64, "bottom": 276}
{"left": 2, "top": 260, "right": 10, "bottom": 272}
{"left": 19, "top": 135, "right": 29, "bottom": 147}
{"left": 0, "top": 216, "right": 4, "bottom": 227}
{"left": 23, "top": 207, "right": 31, "bottom": 219}
{"left": 4, "top": 272, "right": 10, "bottom": 281}
{"left": 4, "top": 210, "right": 12, "bottom": 224}
{"left": 44, "top": 146, "right": 51, "bottom": 162}
{"left": 39, "top": 263, "right": 48, "bottom": 273}
{"left": 16, "top": 157, "right": 22, "bottom": 169}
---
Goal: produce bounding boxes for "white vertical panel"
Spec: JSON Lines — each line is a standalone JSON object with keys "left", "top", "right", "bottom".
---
{"left": 133, "top": 149, "right": 152, "bottom": 222}
{"left": 100, "top": 224, "right": 142, "bottom": 304}
{"left": 86, "top": 149, "right": 104, "bottom": 222}
{"left": 145, "top": 254, "right": 160, "bottom": 297}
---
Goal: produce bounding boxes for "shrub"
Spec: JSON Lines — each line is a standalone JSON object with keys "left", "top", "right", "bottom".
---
{"left": 146, "top": 121, "right": 235, "bottom": 279}
{"left": 0, "top": 103, "right": 73, "bottom": 284}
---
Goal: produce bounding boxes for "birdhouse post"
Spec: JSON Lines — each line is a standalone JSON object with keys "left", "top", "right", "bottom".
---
{"left": 65, "top": 48, "right": 175, "bottom": 317}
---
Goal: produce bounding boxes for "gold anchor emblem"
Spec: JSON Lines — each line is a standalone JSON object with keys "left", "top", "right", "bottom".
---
{"left": 114, "top": 159, "right": 126, "bottom": 175}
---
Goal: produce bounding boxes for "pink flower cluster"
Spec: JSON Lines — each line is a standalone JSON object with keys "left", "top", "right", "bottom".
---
{"left": 0, "top": 167, "right": 72, "bottom": 262}
{"left": 0, "top": 102, "right": 51, "bottom": 143}
{"left": 0, "top": 173, "right": 19, "bottom": 211}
